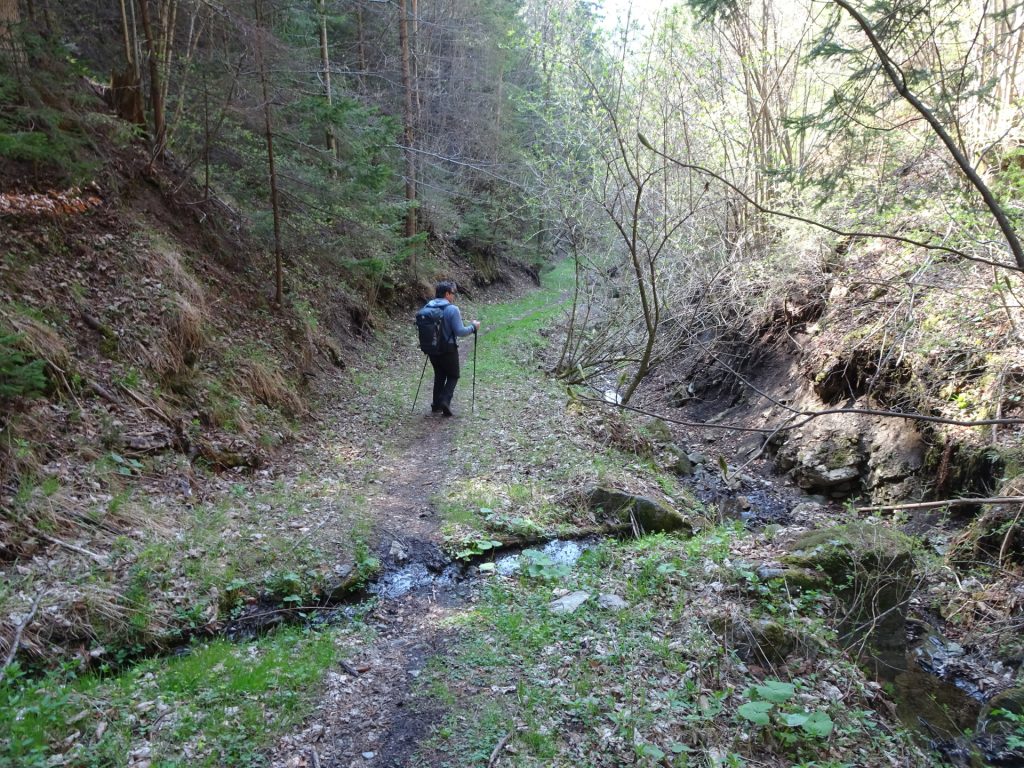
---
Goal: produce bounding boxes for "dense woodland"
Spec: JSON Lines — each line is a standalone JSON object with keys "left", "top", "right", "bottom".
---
{"left": 2, "top": 0, "right": 1024, "bottom": 766}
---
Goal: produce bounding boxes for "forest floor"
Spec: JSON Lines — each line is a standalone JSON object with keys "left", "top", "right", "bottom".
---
{"left": 7, "top": 263, "right": 1012, "bottom": 768}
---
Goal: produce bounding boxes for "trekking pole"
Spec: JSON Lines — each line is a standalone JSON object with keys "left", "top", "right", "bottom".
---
{"left": 471, "top": 327, "right": 477, "bottom": 416}
{"left": 411, "top": 355, "right": 429, "bottom": 413}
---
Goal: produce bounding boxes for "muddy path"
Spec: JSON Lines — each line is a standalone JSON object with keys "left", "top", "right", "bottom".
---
{"left": 271, "top": 396, "right": 476, "bottom": 767}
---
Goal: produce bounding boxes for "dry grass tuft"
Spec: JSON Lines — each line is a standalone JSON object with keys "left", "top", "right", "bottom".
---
{"left": 235, "top": 359, "right": 305, "bottom": 417}
{"left": 0, "top": 407, "right": 48, "bottom": 485}
{"left": 147, "top": 241, "right": 206, "bottom": 307}
{"left": 147, "top": 294, "right": 208, "bottom": 386}
{"left": 131, "top": 243, "right": 211, "bottom": 387}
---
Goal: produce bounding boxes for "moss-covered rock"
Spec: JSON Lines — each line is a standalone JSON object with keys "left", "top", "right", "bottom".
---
{"left": 666, "top": 445, "right": 694, "bottom": 476}
{"left": 585, "top": 486, "right": 693, "bottom": 536}
{"left": 782, "top": 522, "right": 918, "bottom": 672}
{"left": 986, "top": 687, "right": 1024, "bottom": 718}
{"left": 979, "top": 687, "right": 1024, "bottom": 763}
{"left": 776, "top": 566, "right": 830, "bottom": 592}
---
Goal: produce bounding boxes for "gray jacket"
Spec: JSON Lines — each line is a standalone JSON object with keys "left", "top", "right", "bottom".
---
{"left": 424, "top": 298, "right": 475, "bottom": 347}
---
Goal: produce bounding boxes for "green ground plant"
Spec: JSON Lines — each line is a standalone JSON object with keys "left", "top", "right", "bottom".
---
{"left": 0, "top": 332, "right": 47, "bottom": 400}
{"left": 0, "top": 626, "right": 342, "bottom": 768}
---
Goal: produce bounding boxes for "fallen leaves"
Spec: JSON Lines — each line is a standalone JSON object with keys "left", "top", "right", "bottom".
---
{"left": 0, "top": 187, "right": 103, "bottom": 218}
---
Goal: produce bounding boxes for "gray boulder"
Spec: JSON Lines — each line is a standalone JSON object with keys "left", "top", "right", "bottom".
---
{"left": 548, "top": 591, "right": 590, "bottom": 615}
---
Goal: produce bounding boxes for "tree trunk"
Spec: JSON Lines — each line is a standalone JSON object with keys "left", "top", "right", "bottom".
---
{"left": 135, "top": 0, "right": 166, "bottom": 159}
{"left": 399, "top": 0, "right": 417, "bottom": 264}
{"left": 118, "top": 0, "right": 134, "bottom": 69}
{"left": 317, "top": 0, "right": 337, "bottom": 161}
{"left": 156, "top": 0, "right": 178, "bottom": 131}
{"left": 254, "top": 0, "right": 284, "bottom": 305}
{"left": 355, "top": 1, "right": 366, "bottom": 91}
{"left": 0, "top": 0, "right": 24, "bottom": 66}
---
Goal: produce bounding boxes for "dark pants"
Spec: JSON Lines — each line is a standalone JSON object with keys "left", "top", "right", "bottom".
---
{"left": 429, "top": 346, "right": 460, "bottom": 409}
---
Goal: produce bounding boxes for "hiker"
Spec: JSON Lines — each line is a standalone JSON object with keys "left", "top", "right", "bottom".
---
{"left": 420, "top": 280, "right": 479, "bottom": 417}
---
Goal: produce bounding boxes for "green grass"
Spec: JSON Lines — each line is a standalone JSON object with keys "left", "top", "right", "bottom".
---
{"left": 409, "top": 529, "right": 931, "bottom": 767}
{"left": 0, "top": 625, "right": 346, "bottom": 768}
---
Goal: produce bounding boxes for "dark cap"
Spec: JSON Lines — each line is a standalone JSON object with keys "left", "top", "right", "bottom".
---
{"left": 435, "top": 280, "right": 457, "bottom": 298}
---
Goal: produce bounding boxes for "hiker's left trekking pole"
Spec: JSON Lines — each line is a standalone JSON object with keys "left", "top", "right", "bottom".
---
{"left": 471, "top": 327, "right": 477, "bottom": 416}
{"left": 411, "top": 355, "right": 429, "bottom": 413}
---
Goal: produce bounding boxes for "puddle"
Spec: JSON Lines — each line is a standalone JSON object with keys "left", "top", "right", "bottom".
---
{"left": 366, "top": 537, "right": 598, "bottom": 601}
{"left": 368, "top": 562, "right": 464, "bottom": 600}
{"left": 890, "top": 627, "right": 1022, "bottom": 767}
{"left": 493, "top": 538, "right": 595, "bottom": 576}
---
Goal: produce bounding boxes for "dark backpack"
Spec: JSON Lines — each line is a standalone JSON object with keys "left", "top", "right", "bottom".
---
{"left": 415, "top": 304, "right": 450, "bottom": 355}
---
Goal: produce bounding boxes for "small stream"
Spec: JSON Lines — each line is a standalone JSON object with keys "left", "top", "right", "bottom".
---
{"left": 891, "top": 624, "right": 1023, "bottom": 767}
{"left": 367, "top": 537, "right": 596, "bottom": 600}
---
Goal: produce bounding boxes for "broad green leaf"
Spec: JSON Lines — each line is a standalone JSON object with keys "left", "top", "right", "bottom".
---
{"left": 800, "top": 710, "right": 834, "bottom": 738}
{"left": 638, "top": 744, "right": 665, "bottom": 759}
{"left": 737, "top": 700, "right": 772, "bottom": 725}
{"left": 755, "top": 680, "right": 796, "bottom": 703}
{"left": 781, "top": 712, "right": 809, "bottom": 727}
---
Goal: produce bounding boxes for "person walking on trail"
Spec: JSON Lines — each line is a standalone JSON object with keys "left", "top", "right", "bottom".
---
{"left": 423, "top": 280, "right": 479, "bottom": 417}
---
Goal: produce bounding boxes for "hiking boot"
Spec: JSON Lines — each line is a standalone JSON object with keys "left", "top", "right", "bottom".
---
{"left": 431, "top": 404, "right": 442, "bottom": 413}
{"left": 440, "top": 403, "right": 453, "bottom": 417}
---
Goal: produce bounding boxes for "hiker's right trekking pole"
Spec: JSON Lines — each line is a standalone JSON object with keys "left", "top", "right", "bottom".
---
{"left": 411, "top": 355, "right": 429, "bottom": 413}
{"left": 471, "top": 327, "right": 477, "bottom": 416}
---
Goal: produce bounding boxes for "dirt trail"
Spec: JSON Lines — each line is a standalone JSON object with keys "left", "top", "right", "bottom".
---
{"left": 272, "top": 404, "right": 472, "bottom": 768}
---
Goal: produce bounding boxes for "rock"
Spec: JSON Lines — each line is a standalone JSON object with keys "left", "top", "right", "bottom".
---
{"left": 584, "top": 486, "right": 693, "bottom": 536}
{"left": 865, "top": 419, "right": 926, "bottom": 503}
{"left": 646, "top": 418, "right": 673, "bottom": 442}
{"left": 597, "top": 594, "right": 628, "bottom": 611}
{"left": 324, "top": 563, "right": 359, "bottom": 602}
{"left": 735, "top": 435, "right": 764, "bottom": 458}
{"left": 670, "top": 382, "right": 694, "bottom": 407}
{"left": 789, "top": 501, "right": 823, "bottom": 521}
{"left": 985, "top": 687, "right": 1024, "bottom": 717}
{"left": 782, "top": 522, "right": 916, "bottom": 675}
{"left": 548, "top": 590, "right": 590, "bottom": 615}
{"left": 774, "top": 421, "right": 864, "bottom": 492}
{"left": 775, "top": 567, "right": 830, "bottom": 592}
{"left": 667, "top": 445, "right": 694, "bottom": 476}
{"left": 388, "top": 540, "right": 407, "bottom": 561}
{"left": 772, "top": 410, "right": 928, "bottom": 501}
{"left": 978, "top": 687, "right": 1024, "bottom": 764}
{"left": 709, "top": 615, "right": 816, "bottom": 665}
